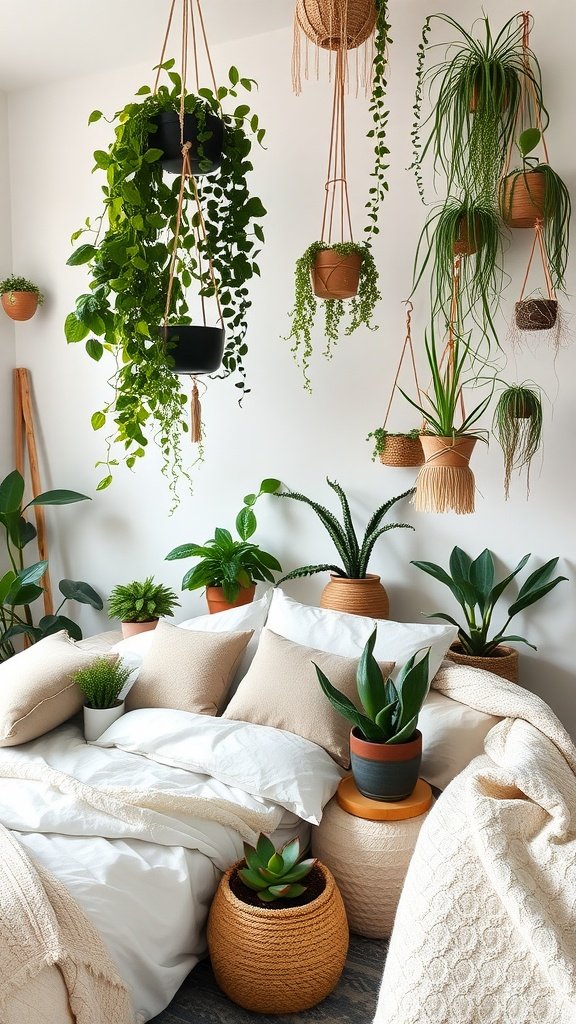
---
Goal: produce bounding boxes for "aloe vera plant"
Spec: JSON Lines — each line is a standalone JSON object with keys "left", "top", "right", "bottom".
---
{"left": 238, "top": 834, "right": 315, "bottom": 903}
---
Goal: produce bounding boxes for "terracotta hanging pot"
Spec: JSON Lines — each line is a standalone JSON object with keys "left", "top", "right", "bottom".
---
{"left": 1, "top": 292, "right": 39, "bottom": 321}
{"left": 152, "top": 109, "right": 225, "bottom": 175}
{"left": 320, "top": 573, "right": 389, "bottom": 618}
{"left": 378, "top": 434, "right": 425, "bottom": 468}
{"left": 295, "top": 0, "right": 377, "bottom": 51}
{"left": 206, "top": 584, "right": 256, "bottom": 615}
{"left": 515, "top": 298, "right": 558, "bottom": 331}
{"left": 350, "top": 727, "right": 422, "bottom": 801}
{"left": 312, "top": 249, "right": 362, "bottom": 299}
{"left": 413, "top": 435, "right": 478, "bottom": 515}
{"left": 160, "top": 325, "right": 225, "bottom": 374}
{"left": 453, "top": 214, "right": 483, "bottom": 256}
{"left": 120, "top": 619, "right": 158, "bottom": 640}
{"left": 500, "top": 171, "right": 546, "bottom": 228}
{"left": 446, "top": 643, "right": 519, "bottom": 684}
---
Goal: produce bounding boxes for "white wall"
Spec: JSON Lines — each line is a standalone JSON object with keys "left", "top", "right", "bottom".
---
{"left": 7, "top": 0, "right": 576, "bottom": 728}
{"left": 0, "top": 92, "right": 15, "bottom": 480}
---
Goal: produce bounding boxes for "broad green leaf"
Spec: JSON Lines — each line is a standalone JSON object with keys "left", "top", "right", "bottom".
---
{"left": 11, "top": 516, "right": 36, "bottom": 550}
{"left": 487, "top": 554, "right": 532, "bottom": 607}
{"left": 45, "top": 614, "right": 82, "bottom": 640}
{"left": 0, "top": 470, "right": 24, "bottom": 514}
{"left": 395, "top": 649, "right": 430, "bottom": 735}
{"left": 236, "top": 506, "right": 256, "bottom": 541}
{"left": 518, "top": 127, "right": 541, "bottom": 158}
{"left": 449, "top": 547, "right": 472, "bottom": 585}
{"left": 508, "top": 578, "right": 567, "bottom": 618}
{"left": 28, "top": 489, "right": 89, "bottom": 507}
{"left": 314, "top": 663, "right": 382, "bottom": 741}
{"left": 258, "top": 478, "right": 281, "bottom": 495}
{"left": 469, "top": 550, "right": 495, "bottom": 612}
{"left": 15, "top": 560, "right": 48, "bottom": 587}
{"left": 64, "top": 313, "right": 89, "bottom": 343}
{"left": 59, "top": 579, "right": 103, "bottom": 609}
{"left": 96, "top": 475, "right": 113, "bottom": 491}
{"left": 66, "top": 244, "right": 96, "bottom": 266}
{"left": 256, "top": 834, "right": 276, "bottom": 865}
{"left": 88, "top": 109, "right": 103, "bottom": 124}
{"left": 411, "top": 559, "right": 468, "bottom": 609}
{"left": 356, "top": 627, "right": 387, "bottom": 719}
{"left": 214, "top": 527, "right": 234, "bottom": 551}
{"left": 165, "top": 543, "right": 199, "bottom": 560}
{"left": 5, "top": 582, "right": 44, "bottom": 606}
{"left": 91, "top": 411, "right": 106, "bottom": 430}
{"left": 86, "top": 338, "right": 104, "bottom": 361}
{"left": 0, "top": 570, "right": 17, "bottom": 604}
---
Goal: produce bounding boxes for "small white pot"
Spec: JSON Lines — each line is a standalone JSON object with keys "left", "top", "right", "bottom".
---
{"left": 83, "top": 701, "right": 125, "bottom": 743}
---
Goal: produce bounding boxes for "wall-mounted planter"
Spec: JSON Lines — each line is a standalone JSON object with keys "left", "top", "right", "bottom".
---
{"left": 1, "top": 292, "right": 39, "bottom": 321}
{"left": 515, "top": 298, "right": 557, "bottom": 331}
{"left": 161, "top": 325, "right": 225, "bottom": 374}
{"left": 152, "top": 110, "right": 225, "bottom": 175}
{"left": 312, "top": 249, "right": 362, "bottom": 299}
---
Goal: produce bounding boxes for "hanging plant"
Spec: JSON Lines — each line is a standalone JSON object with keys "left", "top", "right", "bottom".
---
{"left": 286, "top": 241, "right": 380, "bottom": 391}
{"left": 367, "top": 428, "right": 424, "bottom": 468}
{"left": 65, "top": 51, "right": 266, "bottom": 500}
{"left": 0, "top": 275, "right": 45, "bottom": 322}
{"left": 493, "top": 383, "right": 543, "bottom": 499}
{"left": 364, "top": 0, "right": 392, "bottom": 241}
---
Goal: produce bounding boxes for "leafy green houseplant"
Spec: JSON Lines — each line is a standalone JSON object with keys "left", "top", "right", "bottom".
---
{"left": 493, "top": 384, "right": 543, "bottom": 499}
{"left": 0, "top": 470, "right": 102, "bottom": 661}
{"left": 315, "top": 626, "right": 430, "bottom": 799}
{"left": 166, "top": 478, "right": 281, "bottom": 611}
{"left": 66, "top": 61, "right": 266, "bottom": 500}
{"left": 237, "top": 834, "right": 315, "bottom": 904}
{"left": 285, "top": 241, "right": 380, "bottom": 392}
{"left": 0, "top": 275, "right": 45, "bottom": 321}
{"left": 364, "top": 0, "right": 392, "bottom": 241}
{"left": 73, "top": 654, "right": 132, "bottom": 741}
{"left": 108, "top": 576, "right": 179, "bottom": 637}
{"left": 412, "top": 546, "right": 567, "bottom": 681}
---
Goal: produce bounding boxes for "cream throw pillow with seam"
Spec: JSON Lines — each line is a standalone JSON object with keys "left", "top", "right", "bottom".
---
{"left": 223, "top": 628, "right": 395, "bottom": 768}
{"left": 125, "top": 619, "right": 253, "bottom": 715}
{"left": 0, "top": 630, "right": 110, "bottom": 747}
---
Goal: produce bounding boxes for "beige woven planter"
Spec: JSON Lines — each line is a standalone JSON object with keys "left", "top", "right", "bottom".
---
{"left": 295, "top": 0, "right": 377, "bottom": 50}
{"left": 207, "top": 860, "right": 348, "bottom": 1013}
{"left": 379, "top": 434, "right": 424, "bottom": 468}
{"left": 446, "top": 643, "right": 519, "bottom": 683}
{"left": 320, "top": 573, "right": 389, "bottom": 618}
{"left": 500, "top": 171, "right": 546, "bottom": 228}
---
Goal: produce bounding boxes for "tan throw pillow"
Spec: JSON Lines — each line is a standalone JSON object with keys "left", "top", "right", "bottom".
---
{"left": 126, "top": 620, "right": 253, "bottom": 715}
{"left": 0, "top": 631, "right": 104, "bottom": 747}
{"left": 223, "top": 628, "right": 395, "bottom": 768}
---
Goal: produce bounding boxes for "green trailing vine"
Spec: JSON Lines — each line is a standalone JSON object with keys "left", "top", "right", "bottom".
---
{"left": 410, "top": 15, "right": 432, "bottom": 203}
{"left": 364, "top": 0, "right": 392, "bottom": 240}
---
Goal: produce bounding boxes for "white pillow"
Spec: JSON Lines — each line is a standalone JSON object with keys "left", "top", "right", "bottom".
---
{"left": 419, "top": 690, "right": 501, "bottom": 790}
{"left": 93, "top": 707, "right": 343, "bottom": 824}
{"left": 266, "top": 589, "right": 457, "bottom": 684}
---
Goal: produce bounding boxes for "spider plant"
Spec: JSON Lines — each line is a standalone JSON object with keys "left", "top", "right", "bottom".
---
{"left": 493, "top": 383, "right": 543, "bottom": 499}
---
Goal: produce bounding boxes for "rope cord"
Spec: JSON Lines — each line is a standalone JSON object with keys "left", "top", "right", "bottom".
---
{"left": 320, "top": 48, "right": 353, "bottom": 243}
{"left": 381, "top": 301, "right": 422, "bottom": 429}
{"left": 518, "top": 218, "right": 556, "bottom": 300}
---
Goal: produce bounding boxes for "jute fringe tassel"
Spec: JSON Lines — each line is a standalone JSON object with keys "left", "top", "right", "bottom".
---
{"left": 191, "top": 379, "right": 202, "bottom": 443}
{"left": 412, "top": 465, "right": 476, "bottom": 515}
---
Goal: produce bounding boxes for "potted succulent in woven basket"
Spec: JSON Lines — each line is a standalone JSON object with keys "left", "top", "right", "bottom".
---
{"left": 368, "top": 427, "right": 425, "bottom": 468}
{"left": 207, "top": 833, "right": 348, "bottom": 1013}
{"left": 276, "top": 479, "right": 414, "bottom": 618}
{"left": 0, "top": 275, "right": 44, "bottom": 322}
{"left": 493, "top": 383, "right": 543, "bottom": 499}
{"left": 107, "top": 576, "right": 180, "bottom": 638}
{"left": 316, "top": 627, "right": 431, "bottom": 800}
{"left": 72, "top": 655, "right": 132, "bottom": 742}
{"left": 411, "top": 546, "right": 567, "bottom": 683}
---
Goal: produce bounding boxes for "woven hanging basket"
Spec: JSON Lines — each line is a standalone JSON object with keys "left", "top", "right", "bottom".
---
{"left": 515, "top": 298, "right": 558, "bottom": 331}
{"left": 296, "top": 0, "right": 377, "bottom": 51}
{"left": 379, "top": 434, "right": 425, "bottom": 468}
{"left": 312, "top": 249, "right": 362, "bottom": 299}
{"left": 413, "top": 435, "right": 477, "bottom": 515}
{"left": 320, "top": 573, "right": 390, "bottom": 618}
{"left": 207, "top": 861, "right": 348, "bottom": 1014}
{"left": 500, "top": 171, "right": 546, "bottom": 228}
{"left": 446, "top": 643, "right": 519, "bottom": 684}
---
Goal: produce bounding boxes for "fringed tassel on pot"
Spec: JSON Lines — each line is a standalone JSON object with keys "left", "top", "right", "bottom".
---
{"left": 191, "top": 378, "right": 202, "bottom": 443}
{"left": 412, "top": 436, "right": 477, "bottom": 515}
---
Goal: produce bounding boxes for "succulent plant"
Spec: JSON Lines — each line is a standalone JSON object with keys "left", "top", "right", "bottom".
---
{"left": 238, "top": 834, "right": 315, "bottom": 903}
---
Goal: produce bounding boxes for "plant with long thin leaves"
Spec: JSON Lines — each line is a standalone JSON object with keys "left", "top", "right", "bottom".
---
{"left": 276, "top": 480, "right": 413, "bottom": 582}
{"left": 493, "top": 383, "right": 543, "bottom": 499}
{"left": 315, "top": 627, "right": 431, "bottom": 744}
{"left": 412, "top": 546, "right": 567, "bottom": 656}
{"left": 72, "top": 656, "right": 131, "bottom": 710}
{"left": 238, "top": 834, "right": 315, "bottom": 903}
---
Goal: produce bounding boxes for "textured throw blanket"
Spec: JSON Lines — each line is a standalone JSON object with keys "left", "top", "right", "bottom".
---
{"left": 374, "top": 660, "right": 576, "bottom": 1024}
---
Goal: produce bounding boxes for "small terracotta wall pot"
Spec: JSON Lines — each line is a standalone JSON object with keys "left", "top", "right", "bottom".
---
{"left": 207, "top": 860, "right": 348, "bottom": 1013}
{"left": 453, "top": 214, "right": 483, "bottom": 256}
{"left": 500, "top": 171, "right": 546, "bottom": 228}
{"left": 83, "top": 700, "right": 125, "bottom": 743}
{"left": 446, "top": 643, "right": 519, "bottom": 684}
{"left": 379, "top": 435, "right": 425, "bottom": 468}
{"left": 312, "top": 249, "right": 362, "bottom": 300}
{"left": 320, "top": 574, "right": 389, "bottom": 619}
{"left": 1, "top": 292, "right": 39, "bottom": 321}
{"left": 206, "top": 584, "right": 256, "bottom": 615}
{"left": 121, "top": 619, "right": 158, "bottom": 639}
{"left": 515, "top": 299, "right": 558, "bottom": 331}
{"left": 295, "top": 0, "right": 377, "bottom": 51}
{"left": 350, "top": 727, "right": 422, "bottom": 802}
{"left": 419, "top": 434, "right": 477, "bottom": 468}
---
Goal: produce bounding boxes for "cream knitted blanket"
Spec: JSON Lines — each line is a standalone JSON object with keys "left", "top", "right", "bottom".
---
{"left": 374, "top": 660, "right": 576, "bottom": 1024}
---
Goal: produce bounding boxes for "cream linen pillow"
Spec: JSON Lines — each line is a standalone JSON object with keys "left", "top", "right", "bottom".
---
{"left": 223, "top": 628, "right": 395, "bottom": 768}
{"left": 0, "top": 631, "right": 108, "bottom": 747}
{"left": 125, "top": 619, "right": 253, "bottom": 715}
{"left": 419, "top": 690, "right": 501, "bottom": 790}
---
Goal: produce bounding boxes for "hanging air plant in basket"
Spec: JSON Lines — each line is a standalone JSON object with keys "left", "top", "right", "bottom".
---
{"left": 493, "top": 383, "right": 543, "bottom": 499}
{"left": 65, "top": 0, "right": 266, "bottom": 502}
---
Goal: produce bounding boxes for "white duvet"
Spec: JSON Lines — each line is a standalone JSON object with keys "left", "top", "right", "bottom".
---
{"left": 0, "top": 711, "right": 341, "bottom": 1021}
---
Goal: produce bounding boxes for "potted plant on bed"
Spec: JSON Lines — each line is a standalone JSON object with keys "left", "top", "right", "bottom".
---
{"left": 276, "top": 479, "right": 413, "bottom": 618}
{"left": 0, "top": 275, "right": 45, "bottom": 321}
{"left": 107, "top": 576, "right": 180, "bottom": 638}
{"left": 72, "top": 655, "right": 132, "bottom": 742}
{"left": 315, "top": 627, "right": 430, "bottom": 800}
{"left": 411, "top": 546, "right": 567, "bottom": 682}
{"left": 207, "top": 833, "right": 348, "bottom": 1013}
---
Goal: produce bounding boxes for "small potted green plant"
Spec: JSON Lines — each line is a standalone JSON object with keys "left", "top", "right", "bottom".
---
{"left": 166, "top": 479, "right": 282, "bottom": 613}
{"left": 276, "top": 479, "right": 413, "bottom": 618}
{"left": 0, "top": 275, "right": 45, "bottom": 321}
{"left": 107, "top": 576, "right": 180, "bottom": 638}
{"left": 285, "top": 241, "right": 380, "bottom": 391}
{"left": 315, "top": 627, "right": 430, "bottom": 800}
{"left": 493, "top": 383, "right": 543, "bottom": 499}
{"left": 367, "top": 427, "right": 424, "bottom": 468}
{"left": 72, "top": 655, "right": 132, "bottom": 742}
{"left": 207, "top": 833, "right": 347, "bottom": 1014}
{"left": 411, "top": 546, "right": 567, "bottom": 682}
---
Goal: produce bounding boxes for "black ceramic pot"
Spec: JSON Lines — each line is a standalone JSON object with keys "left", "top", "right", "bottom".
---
{"left": 152, "top": 110, "right": 224, "bottom": 175}
{"left": 350, "top": 727, "right": 422, "bottom": 802}
{"left": 160, "top": 325, "right": 225, "bottom": 375}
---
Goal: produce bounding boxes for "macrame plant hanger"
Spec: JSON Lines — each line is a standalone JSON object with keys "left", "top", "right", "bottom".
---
{"left": 155, "top": 0, "right": 224, "bottom": 443}
{"left": 292, "top": 0, "right": 377, "bottom": 95}
{"left": 377, "top": 302, "right": 425, "bottom": 468}
{"left": 322, "top": 46, "right": 354, "bottom": 248}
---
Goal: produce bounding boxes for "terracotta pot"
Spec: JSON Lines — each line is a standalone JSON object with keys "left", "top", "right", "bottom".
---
{"left": 295, "top": 0, "right": 377, "bottom": 51}
{"left": 350, "top": 727, "right": 422, "bottom": 801}
{"left": 207, "top": 860, "right": 348, "bottom": 1013}
{"left": 469, "top": 83, "right": 509, "bottom": 114}
{"left": 500, "top": 171, "right": 546, "bottom": 228}
{"left": 312, "top": 249, "right": 362, "bottom": 300}
{"left": 379, "top": 435, "right": 424, "bottom": 468}
{"left": 1, "top": 292, "right": 39, "bottom": 321}
{"left": 121, "top": 619, "right": 158, "bottom": 639}
{"left": 320, "top": 574, "right": 389, "bottom": 619}
{"left": 453, "top": 214, "right": 483, "bottom": 256}
{"left": 419, "top": 434, "right": 477, "bottom": 468}
{"left": 206, "top": 584, "right": 256, "bottom": 615}
{"left": 446, "top": 643, "right": 519, "bottom": 684}
{"left": 515, "top": 299, "right": 558, "bottom": 331}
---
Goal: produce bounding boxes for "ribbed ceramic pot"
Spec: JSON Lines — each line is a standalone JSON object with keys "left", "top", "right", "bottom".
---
{"left": 83, "top": 701, "right": 125, "bottom": 743}
{"left": 1, "top": 292, "right": 39, "bottom": 321}
{"left": 446, "top": 643, "right": 519, "bottom": 684}
{"left": 320, "top": 574, "right": 389, "bottom": 619}
{"left": 312, "top": 250, "right": 362, "bottom": 299}
{"left": 121, "top": 619, "right": 158, "bottom": 639}
{"left": 500, "top": 171, "right": 546, "bottom": 228}
{"left": 350, "top": 727, "right": 422, "bottom": 802}
{"left": 206, "top": 584, "right": 256, "bottom": 615}
{"left": 207, "top": 860, "right": 348, "bottom": 1013}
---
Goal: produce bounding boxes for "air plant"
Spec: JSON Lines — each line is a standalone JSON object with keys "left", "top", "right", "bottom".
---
{"left": 493, "top": 383, "right": 543, "bottom": 499}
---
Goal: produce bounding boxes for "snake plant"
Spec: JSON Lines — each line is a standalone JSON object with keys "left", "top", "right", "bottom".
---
{"left": 238, "top": 834, "right": 315, "bottom": 903}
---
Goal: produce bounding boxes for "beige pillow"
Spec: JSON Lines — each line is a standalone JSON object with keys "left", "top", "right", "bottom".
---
{"left": 126, "top": 620, "right": 253, "bottom": 715}
{"left": 223, "top": 628, "right": 395, "bottom": 768}
{"left": 0, "top": 631, "right": 103, "bottom": 746}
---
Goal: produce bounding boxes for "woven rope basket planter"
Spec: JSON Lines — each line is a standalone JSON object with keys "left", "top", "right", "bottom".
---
{"left": 413, "top": 435, "right": 477, "bottom": 515}
{"left": 320, "top": 573, "right": 390, "bottom": 618}
{"left": 515, "top": 298, "right": 558, "bottom": 331}
{"left": 207, "top": 861, "right": 348, "bottom": 1013}
{"left": 500, "top": 171, "right": 546, "bottom": 228}
{"left": 379, "top": 435, "right": 425, "bottom": 468}
{"left": 312, "top": 249, "right": 362, "bottom": 299}
{"left": 446, "top": 643, "right": 519, "bottom": 684}
{"left": 295, "top": 0, "right": 377, "bottom": 50}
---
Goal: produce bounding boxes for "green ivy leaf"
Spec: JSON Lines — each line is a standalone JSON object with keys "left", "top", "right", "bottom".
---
{"left": 66, "top": 244, "right": 96, "bottom": 267}
{"left": 88, "top": 110, "right": 103, "bottom": 124}
{"left": 91, "top": 411, "right": 106, "bottom": 430}
{"left": 64, "top": 313, "right": 89, "bottom": 343}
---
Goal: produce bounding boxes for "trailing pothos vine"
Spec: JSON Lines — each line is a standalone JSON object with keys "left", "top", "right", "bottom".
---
{"left": 365, "top": 0, "right": 392, "bottom": 239}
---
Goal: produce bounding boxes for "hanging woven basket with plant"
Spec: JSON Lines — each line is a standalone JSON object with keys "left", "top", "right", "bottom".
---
{"left": 493, "top": 383, "right": 543, "bottom": 499}
{"left": 367, "top": 302, "right": 424, "bottom": 469}
{"left": 65, "top": 0, "right": 266, "bottom": 503}
{"left": 0, "top": 276, "right": 44, "bottom": 322}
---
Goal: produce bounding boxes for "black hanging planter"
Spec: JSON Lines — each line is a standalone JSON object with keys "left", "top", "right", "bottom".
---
{"left": 161, "top": 325, "right": 225, "bottom": 374}
{"left": 152, "top": 110, "right": 225, "bottom": 175}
